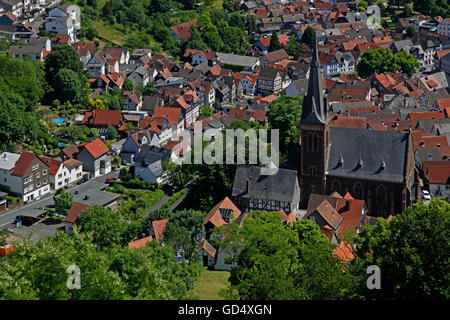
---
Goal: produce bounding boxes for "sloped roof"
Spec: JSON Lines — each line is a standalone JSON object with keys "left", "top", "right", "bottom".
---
{"left": 327, "top": 127, "right": 410, "bottom": 183}
{"left": 80, "top": 138, "right": 109, "bottom": 159}
{"left": 195, "top": 237, "right": 217, "bottom": 258}
{"left": 232, "top": 166, "right": 300, "bottom": 204}
{"left": 315, "top": 199, "right": 343, "bottom": 230}
{"left": 204, "top": 197, "right": 241, "bottom": 228}
{"left": 11, "top": 152, "right": 43, "bottom": 177}
{"left": 152, "top": 219, "right": 168, "bottom": 243}
{"left": 65, "top": 202, "right": 91, "bottom": 224}
{"left": 128, "top": 236, "right": 154, "bottom": 250}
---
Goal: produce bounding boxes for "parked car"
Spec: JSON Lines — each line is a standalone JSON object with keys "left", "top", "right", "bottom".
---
{"left": 105, "top": 177, "right": 117, "bottom": 183}
{"left": 422, "top": 189, "right": 431, "bottom": 201}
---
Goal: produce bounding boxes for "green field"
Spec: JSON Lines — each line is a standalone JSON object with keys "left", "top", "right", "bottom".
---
{"left": 188, "top": 267, "right": 230, "bottom": 300}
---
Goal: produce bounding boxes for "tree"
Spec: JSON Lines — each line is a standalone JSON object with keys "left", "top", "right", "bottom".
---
{"left": 44, "top": 45, "right": 85, "bottom": 87}
{"left": 53, "top": 68, "right": 84, "bottom": 103}
{"left": 268, "top": 31, "right": 282, "bottom": 52}
{"left": 285, "top": 35, "right": 298, "bottom": 57}
{"left": 200, "top": 106, "right": 214, "bottom": 116}
{"left": 77, "top": 205, "right": 126, "bottom": 248}
{"left": 406, "top": 24, "right": 417, "bottom": 37}
{"left": 394, "top": 49, "right": 420, "bottom": 77}
{"left": 301, "top": 26, "right": 316, "bottom": 49}
{"left": 225, "top": 212, "right": 358, "bottom": 299}
{"left": 107, "top": 125, "right": 118, "bottom": 140}
{"left": 267, "top": 96, "right": 303, "bottom": 157}
{"left": 122, "top": 78, "right": 134, "bottom": 91}
{"left": 142, "top": 82, "right": 158, "bottom": 96}
{"left": 351, "top": 199, "right": 450, "bottom": 299}
{"left": 54, "top": 189, "right": 73, "bottom": 215}
{"left": 149, "top": 0, "right": 172, "bottom": 13}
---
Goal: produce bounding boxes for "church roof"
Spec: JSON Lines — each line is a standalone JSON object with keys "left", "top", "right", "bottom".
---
{"left": 300, "top": 32, "right": 329, "bottom": 125}
{"left": 326, "top": 127, "right": 410, "bottom": 183}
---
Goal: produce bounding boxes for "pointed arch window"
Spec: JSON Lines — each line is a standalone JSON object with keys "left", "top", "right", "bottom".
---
{"left": 353, "top": 182, "right": 363, "bottom": 200}
{"left": 376, "top": 185, "right": 387, "bottom": 205}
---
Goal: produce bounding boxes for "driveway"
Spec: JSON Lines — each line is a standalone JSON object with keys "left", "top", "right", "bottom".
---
{"left": 0, "top": 170, "right": 120, "bottom": 230}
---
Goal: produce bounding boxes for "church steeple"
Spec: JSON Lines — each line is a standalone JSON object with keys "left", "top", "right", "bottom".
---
{"left": 300, "top": 33, "right": 329, "bottom": 125}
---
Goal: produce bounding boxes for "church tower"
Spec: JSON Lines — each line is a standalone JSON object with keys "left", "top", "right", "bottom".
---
{"left": 299, "top": 34, "right": 330, "bottom": 208}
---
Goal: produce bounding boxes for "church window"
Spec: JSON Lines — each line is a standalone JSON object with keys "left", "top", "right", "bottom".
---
{"left": 376, "top": 185, "right": 387, "bottom": 205}
{"left": 353, "top": 183, "right": 363, "bottom": 200}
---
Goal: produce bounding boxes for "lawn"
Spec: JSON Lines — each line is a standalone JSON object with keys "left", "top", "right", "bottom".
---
{"left": 188, "top": 267, "right": 230, "bottom": 300}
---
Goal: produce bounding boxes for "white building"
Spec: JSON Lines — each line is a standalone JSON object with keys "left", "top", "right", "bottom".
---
{"left": 437, "top": 18, "right": 450, "bottom": 37}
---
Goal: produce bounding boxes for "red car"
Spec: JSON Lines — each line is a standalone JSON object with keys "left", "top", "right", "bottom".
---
{"left": 105, "top": 177, "right": 117, "bottom": 183}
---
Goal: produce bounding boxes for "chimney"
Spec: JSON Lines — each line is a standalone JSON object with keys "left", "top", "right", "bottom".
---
{"left": 246, "top": 179, "right": 251, "bottom": 194}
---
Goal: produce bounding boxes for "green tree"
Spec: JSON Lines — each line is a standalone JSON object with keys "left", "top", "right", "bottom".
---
{"left": 351, "top": 199, "right": 450, "bottom": 299}
{"left": 394, "top": 49, "right": 420, "bottom": 77}
{"left": 226, "top": 212, "right": 358, "bottom": 299}
{"left": 44, "top": 45, "right": 85, "bottom": 88}
{"left": 122, "top": 78, "right": 134, "bottom": 91}
{"left": 406, "top": 24, "right": 417, "bottom": 37}
{"left": 268, "top": 31, "right": 282, "bottom": 52}
{"left": 107, "top": 125, "right": 118, "bottom": 140}
{"left": 53, "top": 68, "right": 84, "bottom": 103}
{"left": 200, "top": 106, "right": 214, "bottom": 116}
{"left": 267, "top": 96, "right": 303, "bottom": 157}
{"left": 77, "top": 205, "right": 126, "bottom": 248}
{"left": 142, "top": 82, "right": 158, "bottom": 96}
{"left": 54, "top": 189, "right": 73, "bottom": 215}
{"left": 301, "top": 26, "right": 316, "bottom": 49}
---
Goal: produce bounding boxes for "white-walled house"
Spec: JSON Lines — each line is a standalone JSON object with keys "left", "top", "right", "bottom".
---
{"left": 46, "top": 4, "right": 81, "bottom": 42}
{"left": 0, "top": 152, "right": 50, "bottom": 203}
{"left": 40, "top": 157, "right": 83, "bottom": 190}
{"left": 76, "top": 138, "right": 111, "bottom": 177}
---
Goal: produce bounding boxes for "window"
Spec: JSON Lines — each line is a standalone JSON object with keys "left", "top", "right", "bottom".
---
{"left": 376, "top": 185, "right": 387, "bottom": 205}
{"left": 307, "top": 133, "right": 312, "bottom": 152}
{"left": 32, "top": 164, "right": 38, "bottom": 171}
{"left": 353, "top": 183, "right": 363, "bottom": 200}
{"left": 36, "top": 181, "right": 40, "bottom": 188}
{"left": 313, "top": 134, "right": 318, "bottom": 152}
{"left": 36, "top": 172, "right": 40, "bottom": 179}
{"left": 310, "top": 184, "right": 316, "bottom": 194}
{"left": 309, "top": 166, "right": 316, "bottom": 176}
{"left": 332, "top": 180, "right": 341, "bottom": 194}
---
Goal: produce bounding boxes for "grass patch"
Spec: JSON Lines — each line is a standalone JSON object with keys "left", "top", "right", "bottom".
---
{"left": 188, "top": 267, "right": 230, "bottom": 300}
{"left": 118, "top": 189, "right": 165, "bottom": 220}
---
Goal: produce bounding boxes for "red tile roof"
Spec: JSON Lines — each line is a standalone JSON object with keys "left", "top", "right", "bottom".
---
{"left": 128, "top": 236, "right": 154, "bottom": 250}
{"left": 331, "top": 117, "right": 366, "bottom": 129}
{"left": 170, "top": 19, "right": 198, "bottom": 41}
{"left": 410, "top": 111, "right": 445, "bottom": 125}
{"left": 65, "top": 202, "right": 92, "bottom": 224}
{"left": 154, "top": 106, "right": 181, "bottom": 125}
{"left": 11, "top": 152, "right": 42, "bottom": 177}
{"left": 81, "top": 110, "right": 122, "bottom": 127}
{"left": 80, "top": 138, "right": 109, "bottom": 159}
{"left": 204, "top": 197, "right": 241, "bottom": 228}
{"left": 437, "top": 97, "right": 450, "bottom": 110}
{"left": 427, "top": 165, "right": 450, "bottom": 184}
{"left": 39, "top": 156, "right": 62, "bottom": 176}
{"left": 152, "top": 219, "right": 168, "bottom": 243}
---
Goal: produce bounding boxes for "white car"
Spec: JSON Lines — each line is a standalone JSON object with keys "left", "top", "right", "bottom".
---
{"left": 422, "top": 190, "right": 431, "bottom": 201}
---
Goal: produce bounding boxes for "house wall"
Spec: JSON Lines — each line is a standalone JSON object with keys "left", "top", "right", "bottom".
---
{"left": 213, "top": 246, "right": 240, "bottom": 271}
{"left": 0, "top": 170, "right": 22, "bottom": 195}
{"left": 53, "top": 164, "right": 82, "bottom": 190}
{"left": 430, "top": 183, "right": 450, "bottom": 198}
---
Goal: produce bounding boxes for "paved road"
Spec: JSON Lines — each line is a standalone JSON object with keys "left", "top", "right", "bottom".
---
{"left": 0, "top": 170, "right": 119, "bottom": 230}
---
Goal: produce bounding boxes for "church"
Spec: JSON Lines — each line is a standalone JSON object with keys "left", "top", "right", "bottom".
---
{"left": 293, "top": 36, "right": 418, "bottom": 217}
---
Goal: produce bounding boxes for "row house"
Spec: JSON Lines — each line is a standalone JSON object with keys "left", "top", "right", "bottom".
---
{"left": 39, "top": 157, "right": 83, "bottom": 190}
{"left": 257, "top": 67, "right": 282, "bottom": 96}
{"left": 120, "top": 129, "right": 160, "bottom": 164}
{"left": 122, "top": 90, "right": 142, "bottom": 111}
{"left": 45, "top": 4, "right": 81, "bottom": 42}
{"left": 0, "top": 151, "right": 50, "bottom": 203}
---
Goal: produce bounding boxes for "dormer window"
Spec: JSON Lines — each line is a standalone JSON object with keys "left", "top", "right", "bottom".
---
{"left": 32, "top": 164, "right": 38, "bottom": 171}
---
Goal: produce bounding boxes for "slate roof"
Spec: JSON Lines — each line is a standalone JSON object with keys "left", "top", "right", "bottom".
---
{"left": 232, "top": 166, "right": 300, "bottom": 204}
{"left": 0, "top": 152, "right": 20, "bottom": 171}
{"left": 326, "top": 127, "right": 410, "bottom": 183}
